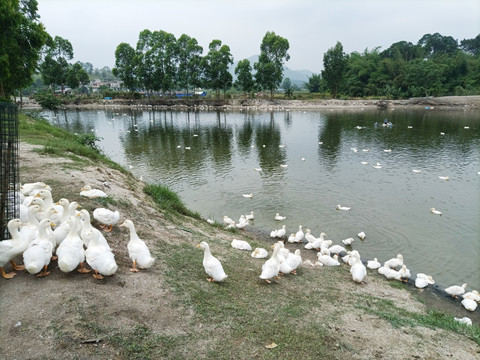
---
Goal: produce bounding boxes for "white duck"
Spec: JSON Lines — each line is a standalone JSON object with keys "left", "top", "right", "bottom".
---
{"left": 245, "top": 211, "right": 255, "bottom": 221}
{"left": 277, "top": 243, "right": 293, "bottom": 275}
{"left": 367, "top": 258, "right": 381, "bottom": 270}
{"left": 20, "top": 204, "right": 41, "bottom": 243}
{"left": 357, "top": 231, "right": 366, "bottom": 240}
{"left": 223, "top": 215, "right": 235, "bottom": 227}
{"left": 121, "top": 219, "right": 155, "bottom": 272}
{"left": 328, "top": 244, "right": 346, "bottom": 255}
{"left": 78, "top": 209, "right": 110, "bottom": 249}
{"left": 305, "top": 232, "right": 327, "bottom": 250}
{"left": 0, "top": 219, "right": 28, "bottom": 279}
{"left": 236, "top": 216, "right": 249, "bottom": 230}
{"left": 270, "top": 225, "right": 286, "bottom": 238}
{"left": 56, "top": 216, "right": 90, "bottom": 274}
{"left": 430, "top": 208, "right": 442, "bottom": 215}
{"left": 286, "top": 249, "right": 302, "bottom": 274}
{"left": 317, "top": 248, "right": 340, "bottom": 266}
{"left": 80, "top": 185, "right": 108, "bottom": 199}
{"left": 461, "top": 298, "right": 477, "bottom": 312}
{"left": 342, "top": 237, "right": 355, "bottom": 246}
{"left": 259, "top": 243, "right": 281, "bottom": 283}
{"left": 21, "top": 181, "right": 50, "bottom": 196}
{"left": 445, "top": 283, "right": 467, "bottom": 298}
{"left": 93, "top": 208, "right": 120, "bottom": 232}
{"left": 304, "top": 229, "right": 317, "bottom": 243}
{"left": 384, "top": 254, "right": 404, "bottom": 269}
{"left": 287, "top": 233, "right": 296, "bottom": 243}
{"left": 336, "top": 205, "right": 351, "bottom": 211}
{"left": 23, "top": 219, "right": 54, "bottom": 277}
{"left": 85, "top": 229, "right": 118, "bottom": 279}
{"left": 350, "top": 253, "right": 367, "bottom": 284}
{"left": 196, "top": 241, "right": 227, "bottom": 282}
{"left": 251, "top": 248, "right": 269, "bottom": 259}
{"left": 399, "top": 265, "right": 411, "bottom": 282}
{"left": 242, "top": 193, "right": 253, "bottom": 198}
{"left": 378, "top": 266, "right": 402, "bottom": 281}
{"left": 231, "top": 239, "right": 252, "bottom": 251}
{"left": 53, "top": 200, "right": 79, "bottom": 246}
{"left": 294, "top": 225, "right": 304, "bottom": 243}
{"left": 274, "top": 213, "right": 286, "bottom": 221}
{"left": 463, "top": 290, "right": 480, "bottom": 302}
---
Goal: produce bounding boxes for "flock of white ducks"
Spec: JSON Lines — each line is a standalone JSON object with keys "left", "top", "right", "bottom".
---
{"left": 0, "top": 182, "right": 154, "bottom": 280}
{"left": 205, "top": 208, "right": 479, "bottom": 322}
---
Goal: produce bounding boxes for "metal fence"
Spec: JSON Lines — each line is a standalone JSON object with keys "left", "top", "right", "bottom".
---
{"left": 0, "top": 102, "right": 19, "bottom": 241}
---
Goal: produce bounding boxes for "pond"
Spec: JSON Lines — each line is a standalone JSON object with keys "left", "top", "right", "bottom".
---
{"left": 43, "top": 107, "right": 480, "bottom": 291}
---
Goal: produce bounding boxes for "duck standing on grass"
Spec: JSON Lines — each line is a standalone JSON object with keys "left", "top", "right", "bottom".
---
{"left": 93, "top": 208, "right": 120, "bottom": 232}
{"left": 196, "top": 241, "right": 228, "bottom": 282}
{"left": 120, "top": 219, "right": 155, "bottom": 272}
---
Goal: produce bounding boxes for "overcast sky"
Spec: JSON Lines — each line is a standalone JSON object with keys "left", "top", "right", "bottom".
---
{"left": 37, "top": 0, "right": 480, "bottom": 73}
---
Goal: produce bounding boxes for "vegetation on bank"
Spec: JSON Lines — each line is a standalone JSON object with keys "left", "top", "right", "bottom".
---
{"left": 15, "top": 112, "right": 480, "bottom": 358}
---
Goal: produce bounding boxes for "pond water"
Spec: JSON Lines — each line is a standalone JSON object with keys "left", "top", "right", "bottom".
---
{"left": 43, "top": 107, "right": 480, "bottom": 291}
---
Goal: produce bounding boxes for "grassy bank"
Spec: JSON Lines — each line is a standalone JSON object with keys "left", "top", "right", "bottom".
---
{"left": 7, "top": 111, "right": 479, "bottom": 359}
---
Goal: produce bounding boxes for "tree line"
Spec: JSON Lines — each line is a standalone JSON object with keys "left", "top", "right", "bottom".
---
{"left": 1, "top": 1, "right": 479, "bottom": 101}
{"left": 309, "top": 33, "right": 480, "bottom": 99}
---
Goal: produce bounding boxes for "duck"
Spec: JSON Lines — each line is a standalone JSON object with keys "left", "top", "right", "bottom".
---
{"left": 462, "top": 290, "right": 480, "bottom": 302}
{"left": 56, "top": 216, "right": 90, "bottom": 274}
{"left": 85, "top": 229, "right": 118, "bottom": 279}
{"left": 342, "top": 237, "right": 354, "bottom": 246}
{"left": 328, "top": 244, "right": 346, "bottom": 255}
{"left": 19, "top": 204, "right": 42, "bottom": 243}
{"left": 21, "top": 181, "right": 50, "bottom": 196}
{"left": 350, "top": 253, "right": 367, "bottom": 284}
{"left": 80, "top": 185, "right": 108, "bottom": 199}
{"left": 245, "top": 211, "right": 255, "bottom": 221}
{"left": 276, "top": 243, "right": 293, "bottom": 275}
{"left": 0, "top": 219, "right": 29, "bottom": 279}
{"left": 93, "top": 208, "right": 120, "bottom": 232}
{"left": 461, "top": 298, "right": 477, "bottom": 312}
{"left": 120, "top": 219, "right": 155, "bottom": 272}
{"left": 270, "top": 225, "right": 286, "bottom": 239}
{"left": 274, "top": 213, "right": 286, "bottom": 221}
{"left": 367, "top": 258, "right": 381, "bottom": 270}
{"left": 22, "top": 219, "right": 54, "bottom": 277}
{"left": 415, "top": 273, "right": 436, "bottom": 288}
{"left": 196, "top": 241, "right": 227, "bottom": 282}
{"left": 78, "top": 209, "right": 110, "bottom": 249}
{"left": 286, "top": 249, "right": 302, "bottom": 275}
{"left": 317, "top": 248, "right": 340, "bottom": 266}
{"left": 287, "top": 233, "right": 296, "bottom": 243}
{"left": 384, "top": 254, "right": 404, "bottom": 269}
{"left": 412, "top": 169, "right": 422, "bottom": 173}
{"left": 53, "top": 200, "right": 79, "bottom": 246}
{"left": 223, "top": 215, "right": 235, "bottom": 227}
{"left": 304, "top": 229, "right": 317, "bottom": 243}
{"left": 416, "top": 273, "right": 435, "bottom": 284}
{"left": 430, "top": 208, "right": 442, "bottom": 215}
{"left": 336, "top": 205, "right": 351, "bottom": 211}
{"left": 378, "top": 266, "right": 402, "bottom": 281}
{"left": 445, "top": 283, "right": 467, "bottom": 298}
{"left": 259, "top": 243, "right": 281, "bottom": 283}
{"left": 438, "top": 176, "right": 450, "bottom": 181}
{"left": 305, "top": 232, "right": 327, "bottom": 250}
{"left": 399, "top": 265, "right": 411, "bottom": 282}
{"left": 373, "top": 163, "right": 382, "bottom": 169}
{"left": 294, "top": 225, "right": 304, "bottom": 243}
{"left": 454, "top": 317, "right": 472, "bottom": 326}
{"left": 357, "top": 231, "right": 366, "bottom": 240}
{"left": 231, "top": 239, "right": 252, "bottom": 251}
{"left": 251, "top": 247, "right": 269, "bottom": 259}
{"left": 242, "top": 193, "right": 253, "bottom": 198}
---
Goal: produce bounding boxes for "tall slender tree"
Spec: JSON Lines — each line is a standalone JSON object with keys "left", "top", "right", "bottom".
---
{"left": 322, "top": 41, "right": 347, "bottom": 98}
{"left": 254, "top": 31, "right": 290, "bottom": 100}
{"left": 176, "top": 34, "right": 203, "bottom": 96}
{"left": 234, "top": 59, "right": 255, "bottom": 95}
{"left": 113, "top": 42, "right": 137, "bottom": 95}
{"left": 203, "top": 40, "right": 233, "bottom": 98}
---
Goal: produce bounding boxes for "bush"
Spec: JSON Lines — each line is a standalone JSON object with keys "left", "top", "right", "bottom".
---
{"left": 34, "top": 91, "right": 62, "bottom": 110}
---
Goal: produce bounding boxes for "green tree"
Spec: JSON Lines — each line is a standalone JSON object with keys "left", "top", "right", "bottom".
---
{"left": 0, "top": 0, "right": 49, "bottom": 99}
{"left": 66, "top": 62, "right": 89, "bottom": 90}
{"left": 176, "top": 34, "right": 203, "bottom": 96}
{"left": 418, "top": 33, "right": 458, "bottom": 58}
{"left": 405, "top": 59, "right": 446, "bottom": 97}
{"left": 460, "top": 34, "right": 480, "bottom": 56}
{"left": 152, "top": 30, "right": 177, "bottom": 95}
{"left": 305, "top": 74, "right": 322, "bottom": 93}
{"left": 234, "top": 59, "right": 255, "bottom": 95}
{"left": 254, "top": 31, "right": 290, "bottom": 99}
{"left": 203, "top": 39, "right": 233, "bottom": 98}
{"left": 322, "top": 41, "right": 347, "bottom": 98}
{"left": 112, "top": 42, "right": 137, "bottom": 95}
{"left": 40, "top": 35, "right": 74, "bottom": 93}
{"left": 135, "top": 29, "right": 156, "bottom": 97}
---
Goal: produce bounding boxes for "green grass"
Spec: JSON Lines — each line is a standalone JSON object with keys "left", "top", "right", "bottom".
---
{"left": 356, "top": 294, "right": 480, "bottom": 345}
{"left": 143, "top": 183, "right": 201, "bottom": 219}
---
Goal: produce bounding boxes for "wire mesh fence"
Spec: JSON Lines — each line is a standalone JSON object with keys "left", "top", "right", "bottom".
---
{"left": 0, "top": 102, "right": 19, "bottom": 241}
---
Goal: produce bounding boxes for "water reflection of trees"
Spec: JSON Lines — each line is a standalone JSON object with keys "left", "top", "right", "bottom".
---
{"left": 255, "top": 112, "right": 286, "bottom": 171}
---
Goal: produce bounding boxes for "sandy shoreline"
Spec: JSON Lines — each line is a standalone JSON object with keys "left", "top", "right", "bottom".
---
{"left": 20, "top": 95, "right": 480, "bottom": 111}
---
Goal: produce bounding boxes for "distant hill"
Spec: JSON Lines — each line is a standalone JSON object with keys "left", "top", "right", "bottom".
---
{"left": 230, "top": 55, "right": 314, "bottom": 88}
